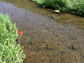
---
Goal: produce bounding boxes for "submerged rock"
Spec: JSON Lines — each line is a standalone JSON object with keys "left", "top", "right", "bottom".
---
{"left": 68, "top": 43, "right": 79, "bottom": 50}
{"left": 71, "top": 45, "right": 77, "bottom": 50}
{"left": 46, "top": 44, "right": 56, "bottom": 50}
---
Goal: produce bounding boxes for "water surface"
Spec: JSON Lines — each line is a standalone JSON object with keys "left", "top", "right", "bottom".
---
{"left": 0, "top": 0, "right": 84, "bottom": 63}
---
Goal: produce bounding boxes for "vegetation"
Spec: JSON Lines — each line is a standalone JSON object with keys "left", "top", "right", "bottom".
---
{"left": 32, "top": 0, "right": 84, "bottom": 16}
{"left": 0, "top": 14, "right": 25, "bottom": 63}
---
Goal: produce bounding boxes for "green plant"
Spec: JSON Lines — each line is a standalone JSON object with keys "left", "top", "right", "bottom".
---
{"left": 33, "top": 0, "right": 65, "bottom": 9}
{"left": 32, "top": 0, "right": 84, "bottom": 16}
{"left": 32, "top": 0, "right": 44, "bottom": 4}
{"left": 64, "top": 0, "right": 84, "bottom": 16}
{"left": 0, "top": 14, "right": 25, "bottom": 63}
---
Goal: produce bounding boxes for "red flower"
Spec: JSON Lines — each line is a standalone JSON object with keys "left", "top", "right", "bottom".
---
{"left": 18, "top": 30, "right": 23, "bottom": 35}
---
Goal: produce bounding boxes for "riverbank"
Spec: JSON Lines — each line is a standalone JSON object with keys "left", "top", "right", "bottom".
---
{"left": 32, "top": 0, "right": 84, "bottom": 16}
{"left": 0, "top": 14, "right": 24, "bottom": 63}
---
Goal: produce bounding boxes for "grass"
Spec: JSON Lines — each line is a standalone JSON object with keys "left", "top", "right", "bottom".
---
{"left": 0, "top": 14, "right": 25, "bottom": 63}
{"left": 32, "top": 0, "right": 84, "bottom": 16}
{"left": 64, "top": 0, "right": 84, "bottom": 16}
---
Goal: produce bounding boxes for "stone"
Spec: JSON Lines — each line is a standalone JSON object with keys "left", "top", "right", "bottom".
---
{"left": 42, "top": 6, "right": 46, "bottom": 8}
{"left": 53, "top": 10, "right": 60, "bottom": 13}
{"left": 46, "top": 44, "right": 56, "bottom": 50}
{"left": 69, "top": 43, "right": 79, "bottom": 50}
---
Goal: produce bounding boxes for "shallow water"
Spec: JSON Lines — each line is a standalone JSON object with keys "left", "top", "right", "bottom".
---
{"left": 0, "top": 0, "right": 84, "bottom": 63}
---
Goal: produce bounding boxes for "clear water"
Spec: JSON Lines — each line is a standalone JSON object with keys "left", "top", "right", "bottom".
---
{"left": 0, "top": 0, "right": 84, "bottom": 63}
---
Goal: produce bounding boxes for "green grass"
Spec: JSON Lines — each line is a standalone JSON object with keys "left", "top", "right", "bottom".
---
{"left": 0, "top": 14, "right": 25, "bottom": 63}
{"left": 32, "top": 0, "right": 84, "bottom": 16}
{"left": 64, "top": 0, "right": 84, "bottom": 16}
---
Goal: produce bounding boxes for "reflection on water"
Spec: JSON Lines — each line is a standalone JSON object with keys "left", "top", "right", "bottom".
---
{"left": 0, "top": 0, "right": 84, "bottom": 63}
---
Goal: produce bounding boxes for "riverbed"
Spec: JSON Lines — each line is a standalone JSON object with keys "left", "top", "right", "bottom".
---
{"left": 0, "top": 0, "right": 84, "bottom": 63}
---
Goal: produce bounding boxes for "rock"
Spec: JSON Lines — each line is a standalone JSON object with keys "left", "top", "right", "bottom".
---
{"left": 71, "top": 45, "right": 77, "bottom": 50}
{"left": 83, "top": 56, "right": 84, "bottom": 58}
{"left": 53, "top": 10, "right": 60, "bottom": 13}
{"left": 46, "top": 44, "right": 56, "bottom": 50}
{"left": 60, "top": 51, "right": 64, "bottom": 55}
{"left": 70, "top": 11, "right": 76, "bottom": 14}
{"left": 42, "top": 6, "right": 46, "bottom": 8}
{"left": 69, "top": 43, "right": 79, "bottom": 50}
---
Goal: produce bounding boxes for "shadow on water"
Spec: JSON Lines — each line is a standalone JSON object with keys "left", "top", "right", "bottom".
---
{"left": 0, "top": 0, "right": 84, "bottom": 63}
